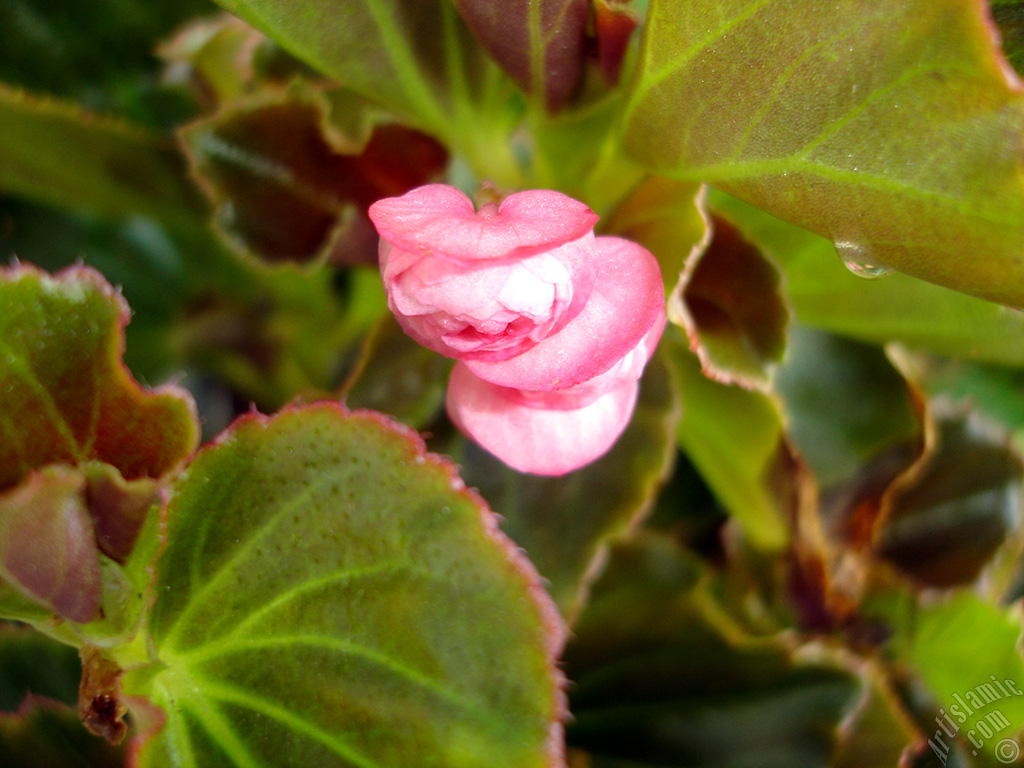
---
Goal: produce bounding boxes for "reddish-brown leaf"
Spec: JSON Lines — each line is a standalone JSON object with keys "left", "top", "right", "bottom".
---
{"left": 182, "top": 89, "right": 448, "bottom": 264}
{"left": 453, "top": 0, "right": 589, "bottom": 110}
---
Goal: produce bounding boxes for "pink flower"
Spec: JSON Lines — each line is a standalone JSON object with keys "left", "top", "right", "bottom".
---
{"left": 369, "top": 184, "right": 665, "bottom": 475}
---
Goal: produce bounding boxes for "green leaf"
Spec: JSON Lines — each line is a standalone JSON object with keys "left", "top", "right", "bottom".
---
{"left": 207, "top": 0, "right": 511, "bottom": 144}
{"left": 127, "top": 404, "right": 566, "bottom": 768}
{"left": 664, "top": 330, "right": 791, "bottom": 550}
{"left": 181, "top": 87, "right": 448, "bottom": 265}
{"left": 564, "top": 534, "right": 862, "bottom": 768}
{"left": 0, "top": 86, "right": 204, "bottom": 230}
{"left": 0, "top": 265, "right": 196, "bottom": 630}
{"left": 340, "top": 315, "right": 453, "bottom": 430}
{"left": 451, "top": 0, "right": 589, "bottom": 111}
{"left": 624, "top": 1, "right": 1024, "bottom": 306}
{"left": 709, "top": 192, "right": 1024, "bottom": 367}
{"left": 876, "top": 591, "right": 1024, "bottom": 766}
{"left": 449, "top": 350, "right": 680, "bottom": 620}
{"left": 0, "top": 265, "right": 199, "bottom": 492}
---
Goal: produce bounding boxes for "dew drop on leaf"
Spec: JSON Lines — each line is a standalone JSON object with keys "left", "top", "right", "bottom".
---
{"left": 835, "top": 241, "right": 893, "bottom": 279}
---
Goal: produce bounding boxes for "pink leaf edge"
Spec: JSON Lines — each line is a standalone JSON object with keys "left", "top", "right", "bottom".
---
{"left": 146, "top": 401, "right": 570, "bottom": 765}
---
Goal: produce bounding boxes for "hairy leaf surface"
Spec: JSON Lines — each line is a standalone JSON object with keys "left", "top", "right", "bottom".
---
{"left": 0, "top": 87, "right": 203, "bottom": 229}
{"left": 132, "top": 404, "right": 566, "bottom": 768}
{"left": 0, "top": 266, "right": 198, "bottom": 491}
{"left": 624, "top": 0, "right": 1024, "bottom": 306}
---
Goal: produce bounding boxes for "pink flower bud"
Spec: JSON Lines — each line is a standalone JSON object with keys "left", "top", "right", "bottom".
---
{"left": 369, "top": 184, "right": 665, "bottom": 475}
{"left": 370, "top": 184, "right": 598, "bottom": 362}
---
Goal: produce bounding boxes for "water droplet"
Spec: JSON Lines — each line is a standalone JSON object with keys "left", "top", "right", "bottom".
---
{"left": 844, "top": 260, "right": 892, "bottom": 279}
{"left": 835, "top": 241, "right": 893, "bottom": 279}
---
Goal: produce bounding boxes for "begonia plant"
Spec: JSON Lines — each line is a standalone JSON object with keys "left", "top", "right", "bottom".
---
{"left": 1, "top": 1, "right": 1024, "bottom": 767}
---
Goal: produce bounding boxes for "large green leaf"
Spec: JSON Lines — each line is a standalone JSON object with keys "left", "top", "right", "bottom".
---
{"left": 450, "top": 350, "right": 680, "bottom": 620}
{"left": 127, "top": 404, "right": 565, "bottom": 768}
{"left": 207, "top": 0, "right": 515, "bottom": 153}
{"left": 624, "top": 1, "right": 1024, "bottom": 306}
{"left": 0, "top": 86, "right": 204, "bottom": 230}
{"left": 664, "top": 331, "right": 791, "bottom": 550}
{"left": 710, "top": 192, "right": 1024, "bottom": 367}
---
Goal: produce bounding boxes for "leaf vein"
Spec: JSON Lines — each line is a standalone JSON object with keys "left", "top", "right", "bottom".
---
{"left": 797, "top": 62, "right": 967, "bottom": 159}
{"left": 160, "top": 465, "right": 362, "bottom": 649}
{"left": 0, "top": 336, "right": 83, "bottom": 462}
{"left": 182, "top": 632, "right": 480, "bottom": 714}
{"left": 183, "top": 693, "right": 268, "bottom": 768}
{"left": 186, "top": 560, "right": 417, "bottom": 650}
{"left": 631, "top": 0, "right": 774, "bottom": 106}
{"left": 201, "top": 679, "right": 384, "bottom": 768}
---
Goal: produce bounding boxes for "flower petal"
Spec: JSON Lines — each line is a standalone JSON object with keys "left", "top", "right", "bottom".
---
{"left": 368, "top": 184, "right": 598, "bottom": 261}
{"left": 464, "top": 236, "right": 665, "bottom": 390}
{"left": 447, "top": 362, "right": 639, "bottom": 476}
{"left": 381, "top": 234, "right": 597, "bottom": 362}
